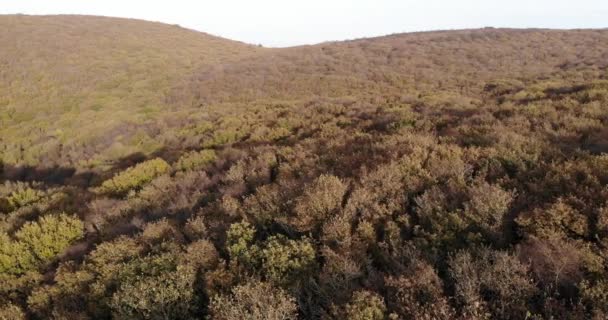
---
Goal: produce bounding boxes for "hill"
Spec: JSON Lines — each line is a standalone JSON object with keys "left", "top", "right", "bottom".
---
{"left": 1, "top": 15, "right": 608, "bottom": 319}
{"left": 0, "top": 15, "right": 262, "bottom": 170}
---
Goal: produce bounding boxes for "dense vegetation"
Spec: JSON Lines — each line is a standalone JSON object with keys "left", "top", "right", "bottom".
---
{"left": 1, "top": 15, "right": 608, "bottom": 319}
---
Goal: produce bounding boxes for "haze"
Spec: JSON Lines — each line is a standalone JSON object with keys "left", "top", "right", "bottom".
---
{"left": 2, "top": 0, "right": 608, "bottom": 47}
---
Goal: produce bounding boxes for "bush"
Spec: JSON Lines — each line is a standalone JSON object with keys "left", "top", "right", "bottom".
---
{"left": 183, "top": 239, "right": 219, "bottom": 270}
{"left": 174, "top": 149, "right": 216, "bottom": 171}
{"left": 385, "top": 261, "right": 454, "bottom": 320}
{"left": 110, "top": 265, "right": 197, "bottom": 320}
{"left": 516, "top": 198, "right": 588, "bottom": 239}
{"left": 0, "top": 303, "right": 26, "bottom": 320}
{"left": 183, "top": 215, "right": 208, "bottom": 241}
{"left": 449, "top": 248, "right": 536, "bottom": 319}
{"left": 579, "top": 280, "right": 608, "bottom": 318}
{"left": 0, "top": 232, "right": 35, "bottom": 275}
{"left": 261, "top": 235, "right": 316, "bottom": 286}
{"left": 293, "top": 174, "right": 347, "bottom": 232}
{"left": 0, "top": 214, "right": 83, "bottom": 275}
{"left": 210, "top": 280, "right": 298, "bottom": 320}
{"left": 226, "top": 221, "right": 260, "bottom": 268}
{"left": 141, "top": 219, "right": 184, "bottom": 246}
{"left": 464, "top": 181, "right": 514, "bottom": 243}
{"left": 6, "top": 184, "right": 45, "bottom": 211}
{"left": 242, "top": 184, "right": 288, "bottom": 226}
{"left": 345, "top": 290, "right": 387, "bottom": 320}
{"left": 15, "top": 213, "right": 84, "bottom": 266}
{"left": 98, "top": 158, "right": 170, "bottom": 196}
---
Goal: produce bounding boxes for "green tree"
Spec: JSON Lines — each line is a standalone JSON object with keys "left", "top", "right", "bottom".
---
{"left": 98, "top": 158, "right": 170, "bottom": 196}
{"left": 15, "top": 213, "right": 84, "bottom": 266}
{"left": 261, "top": 235, "right": 316, "bottom": 286}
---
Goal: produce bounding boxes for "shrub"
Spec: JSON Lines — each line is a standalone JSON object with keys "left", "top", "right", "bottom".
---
{"left": 15, "top": 213, "right": 84, "bottom": 266}
{"left": 384, "top": 260, "right": 454, "bottom": 320}
{"left": 464, "top": 181, "right": 514, "bottom": 244}
{"left": 261, "top": 235, "right": 316, "bottom": 286}
{"left": 89, "top": 252, "right": 181, "bottom": 318}
{"left": 579, "top": 280, "right": 608, "bottom": 318}
{"left": 183, "top": 239, "right": 219, "bottom": 270}
{"left": 413, "top": 185, "right": 467, "bottom": 250}
{"left": 26, "top": 262, "right": 95, "bottom": 318}
{"left": 226, "top": 221, "right": 260, "bottom": 268}
{"left": 210, "top": 280, "right": 298, "bottom": 320}
{"left": 517, "top": 237, "right": 602, "bottom": 295}
{"left": 140, "top": 219, "right": 184, "bottom": 246}
{"left": 343, "top": 165, "right": 405, "bottom": 224}
{"left": 98, "top": 158, "right": 170, "bottom": 196}
{"left": 110, "top": 265, "right": 197, "bottom": 320}
{"left": 293, "top": 174, "right": 347, "bottom": 232}
{"left": 174, "top": 149, "right": 216, "bottom": 171}
{"left": 345, "top": 290, "right": 387, "bottom": 320}
{"left": 0, "top": 232, "right": 35, "bottom": 275}
{"left": 2, "top": 213, "right": 83, "bottom": 274}
{"left": 242, "top": 184, "right": 288, "bottom": 226}
{"left": 6, "top": 185, "right": 45, "bottom": 211}
{"left": 0, "top": 214, "right": 83, "bottom": 275}
{"left": 87, "top": 236, "right": 142, "bottom": 268}
{"left": 183, "top": 215, "right": 208, "bottom": 241}
{"left": 0, "top": 303, "right": 26, "bottom": 320}
{"left": 516, "top": 198, "right": 588, "bottom": 239}
{"left": 449, "top": 248, "right": 536, "bottom": 319}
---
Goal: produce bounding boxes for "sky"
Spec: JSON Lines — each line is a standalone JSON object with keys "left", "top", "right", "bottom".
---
{"left": 2, "top": 0, "right": 608, "bottom": 47}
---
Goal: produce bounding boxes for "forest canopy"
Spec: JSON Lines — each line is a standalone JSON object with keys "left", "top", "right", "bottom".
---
{"left": 1, "top": 15, "right": 608, "bottom": 320}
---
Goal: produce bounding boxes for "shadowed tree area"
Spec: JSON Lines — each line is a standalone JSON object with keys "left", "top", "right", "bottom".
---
{"left": 1, "top": 15, "right": 608, "bottom": 319}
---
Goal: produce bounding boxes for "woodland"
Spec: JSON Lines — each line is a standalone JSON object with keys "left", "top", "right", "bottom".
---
{"left": 1, "top": 15, "right": 608, "bottom": 319}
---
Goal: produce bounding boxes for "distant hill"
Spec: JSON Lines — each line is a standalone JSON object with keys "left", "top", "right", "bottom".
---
{"left": 1, "top": 16, "right": 607, "bottom": 172}
{"left": 0, "top": 15, "right": 262, "bottom": 168}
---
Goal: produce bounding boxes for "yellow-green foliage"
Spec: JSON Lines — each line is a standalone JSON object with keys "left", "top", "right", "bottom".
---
{"left": 15, "top": 214, "right": 84, "bottom": 266}
{"left": 345, "top": 290, "right": 387, "bottom": 320}
{"left": 261, "top": 235, "right": 316, "bottom": 285}
{"left": 174, "top": 149, "right": 216, "bottom": 171}
{"left": 0, "top": 232, "right": 34, "bottom": 275}
{"left": 226, "top": 221, "right": 260, "bottom": 268}
{"left": 1, "top": 213, "right": 83, "bottom": 275}
{"left": 6, "top": 186, "right": 44, "bottom": 211}
{"left": 98, "top": 158, "right": 170, "bottom": 196}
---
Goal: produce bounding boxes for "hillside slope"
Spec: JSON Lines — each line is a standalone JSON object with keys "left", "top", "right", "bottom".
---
{"left": 176, "top": 28, "right": 608, "bottom": 104}
{"left": 1, "top": 16, "right": 608, "bottom": 320}
{"left": 0, "top": 15, "right": 262, "bottom": 168}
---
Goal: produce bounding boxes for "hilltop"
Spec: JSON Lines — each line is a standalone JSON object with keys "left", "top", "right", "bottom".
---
{"left": 1, "top": 15, "right": 608, "bottom": 320}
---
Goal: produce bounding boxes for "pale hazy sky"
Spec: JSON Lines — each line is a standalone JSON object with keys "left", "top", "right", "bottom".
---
{"left": 2, "top": 0, "right": 607, "bottom": 47}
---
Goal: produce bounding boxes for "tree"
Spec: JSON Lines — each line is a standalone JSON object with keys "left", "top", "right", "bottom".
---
{"left": 1, "top": 213, "right": 83, "bottom": 275}
{"left": 98, "top": 158, "right": 170, "bottom": 196}
{"left": 15, "top": 213, "right": 84, "bottom": 266}
{"left": 110, "top": 265, "right": 197, "bottom": 320}
{"left": 261, "top": 235, "right": 316, "bottom": 286}
{"left": 292, "top": 174, "right": 347, "bottom": 232}
{"left": 210, "top": 280, "right": 297, "bottom": 320}
{"left": 345, "top": 290, "right": 387, "bottom": 320}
